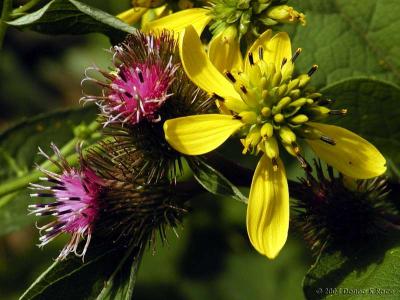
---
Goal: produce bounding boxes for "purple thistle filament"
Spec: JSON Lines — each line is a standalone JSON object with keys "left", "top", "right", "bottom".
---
{"left": 29, "top": 143, "right": 102, "bottom": 260}
{"left": 82, "top": 31, "right": 178, "bottom": 126}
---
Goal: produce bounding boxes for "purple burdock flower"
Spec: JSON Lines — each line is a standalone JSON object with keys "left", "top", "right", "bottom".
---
{"left": 29, "top": 143, "right": 103, "bottom": 260}
{"left": 82, "top": 31, "right": 178, "bottom": 126}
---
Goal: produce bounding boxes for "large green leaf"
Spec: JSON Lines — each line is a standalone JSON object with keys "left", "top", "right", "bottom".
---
{"left": 303, "top": 235, "right": 400, "bottom": 300}
{"left": 20, "top": 241, "right": 143, "bottom": 300}
{"left": 8, "top": 0, "right": 135, "bottom": 42}
{"left": 285, "top": 0, "right": 400, "bottom": 88}
{"left": 321, "top": 77, "right": 400, "bottom": 168}
{"left": 0, "top": 106, "right": 97, "bottom": 236}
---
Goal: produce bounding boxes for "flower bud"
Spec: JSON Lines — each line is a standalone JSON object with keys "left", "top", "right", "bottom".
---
{"left": 264, "top": 5, "right": 306, "bottom": 26}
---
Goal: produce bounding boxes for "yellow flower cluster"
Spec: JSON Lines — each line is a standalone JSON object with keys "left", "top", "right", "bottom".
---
{"left": 117, "top": 1, "right": 386, "bottom": 259}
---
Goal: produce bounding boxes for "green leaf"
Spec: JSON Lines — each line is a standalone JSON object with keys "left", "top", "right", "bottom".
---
{"left": 0, "top": 106, "right": 97, "bottom": 236}
{"left": 321, "top": 77, "right": 400, "bottom": 168}
{"left": 8, "top": 0, "right": 135, "bottom": 42}
{"left": 95, "top": 244, "right": 144, "bottom": 300}
{"left": 20, "top": 241, "right": 144, "bottom": 300}
{"left": 303, "top": 235, "right": 400, "bottom": 300}
{"left": 284, "top": 0, "right": 400, "bottom": 88}
{"left": 187, "top": 157, "right": 248, "bottom": 204}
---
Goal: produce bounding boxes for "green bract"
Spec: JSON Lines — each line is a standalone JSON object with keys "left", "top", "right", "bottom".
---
{"left": 209, "top": 0, "right": 305, "bottom": 38}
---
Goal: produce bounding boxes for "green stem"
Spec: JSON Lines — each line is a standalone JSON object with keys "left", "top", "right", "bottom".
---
{"left": 12, "top": 0, "right": 43, "bottom": 15}
{"left": 0, "top": 0, "right": 12, "bottom": 49}
{"left": 0, "top": 120, "right": 100, "bottom": 199}
{"left": 0, "top": 152, "right": 80, "bottom": 199}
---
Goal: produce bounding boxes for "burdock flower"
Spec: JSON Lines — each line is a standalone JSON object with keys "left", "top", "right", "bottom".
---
{"left": 293, "top": 160, "right": 395, "bottom": 255}
{"left": 83, "top": 30, "right": 212, "bottom": 183}
{"left": 29, "top": 143, "right": 103, "bottom": 260}
{"left": 162, "top": 26, "right": 387, "bottom": 259}
{"left": 87, "top": 142, "right": 187, "bottom": 248}
{"left": 82, "top": 31, "right": 178, "bottom": 126}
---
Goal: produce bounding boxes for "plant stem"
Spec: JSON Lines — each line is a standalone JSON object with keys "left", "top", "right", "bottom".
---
{"left": 0, "top": 121, "right": 100, "bottom": 199}
{"left": 0, "top": 153, "right": 80, "bottom": 199}
{"left": 0, "top": 0, "right": 12, "bottom": 49}
{"left": 12, "top": 0, "right": 43, "bottom": 15}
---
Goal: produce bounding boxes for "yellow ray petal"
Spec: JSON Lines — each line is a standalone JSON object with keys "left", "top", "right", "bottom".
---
{"left": 266, "top": 32, "right": 292, "bottom": 72}
{"left": 140, "top": 4, "right": 168, "bottom": 27}
{"left": 306, "top": 122, "right": 387, "bottom": 179}
{"left": 179, "top": 25, "right": 242, "bottom": 100}
{"left": 163, "top": 114, "right": 244, "bottom": 155}
{"left": 245, "top": 31, "right": 292, "bottom": 74}
{"left": 209, "top": 27, "right": 243, "bottom": 73}
{"left": 247, "top": 156, "right": 289, "bottom": 259}
{"left": 245, "top": 29, "right": 273, "bottom": 71}
{"left": 117, "top": 7, "right": 148, "bottom": 25}
{"left": 143, "top": 8, "right": 211, "bottom": 36}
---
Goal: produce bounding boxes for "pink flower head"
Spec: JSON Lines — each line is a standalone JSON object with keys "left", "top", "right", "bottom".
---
{"left": 29, "top": 143, "right": 103, "bottom": 260}
{"left": 83, "top": 31, "right": 178, "bottom": 126}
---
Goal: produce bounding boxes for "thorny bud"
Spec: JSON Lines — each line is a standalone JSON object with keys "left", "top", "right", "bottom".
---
{"left": 292, "top": 160, "right": 398, "bottom": 256}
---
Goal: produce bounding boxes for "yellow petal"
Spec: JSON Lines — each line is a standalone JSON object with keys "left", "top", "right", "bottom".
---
{"left": 179, "top": 25, "right": 242, "bottom": 100}
{"left": 143, "top": 8, "right": 211, "bottom": 36}
{"left": 140, "top": 4, "right": 168, "bottom": 27}
{"left": 245, "top": 31, "right": 292, "bottom": 74}
{"left": 163, "top": 114, "right": 244, "bottom": 155}
{"left": 266, "top": 32, "right": 292, "bottom": 72}
{"left": 117, "top": 7, "right": 148, "bottom": 25}
{"left": 245, "top": 29, "right": 273, "bottom": 71}
{"left": 306, "top": 122, "right": 387, "bottom": 179}
{"left": 208, "top": 27, "right": 243, "bottom": 73}
{"left": 247, "top": 156, "right": 289, "bottom": 259}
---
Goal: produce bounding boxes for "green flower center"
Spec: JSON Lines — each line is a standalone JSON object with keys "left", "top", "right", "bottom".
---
{"left": 220, "top": 47, "right": 346, "bottom": 168}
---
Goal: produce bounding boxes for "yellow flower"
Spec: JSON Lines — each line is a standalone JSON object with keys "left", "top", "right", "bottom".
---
{"left": 163, "top": 25, "right": 387, "bottom": 259}
{"left": 143, "top": 1, "right": 305, "bottom": 72}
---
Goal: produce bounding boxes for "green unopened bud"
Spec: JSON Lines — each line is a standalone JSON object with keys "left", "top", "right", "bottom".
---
{"left": 274, "top": 113, "right": 285, "bottom": 123}
{"left": 271, "top": 72, "right": 282, "bottom": 88}
{"left": 298, "top": 74, "right": 311, "bottom": 87}
{"left": 264, "top": 5, "right": 306, "bottom": 26}
{"left": 264, "top": 136, "right": 279, "bottom": 159}
{"left": 262, "top": 89, "right": 269, "bottom": 101}
{"left": 278, "top": 84, "right": 288, "bottom": 97}
{"left": 289, "top": 89, "right": 301, "bottom": 98}
{"left": 308, "top": 106, "right": 330, "bottom": 119}
{"left": 261, "top": 107, "right": 271, "bottom": 117}
{"left": 279, "top": 126, "right": 296, "bottom": 144}
{"left": 242, "top": 126, "right": 261, "bottom": 154}
{"left": 307, "top": 93, "right": 323, "bottom": 99}
{"left": 289, "top": 114, "right": 309, "bottom": 124}
{"left": 273, "top": 96, "right": 292, "bottom": 114}
{"left": 260, "top": 77, "right": 268, "bottom": 89}
{"left": 261, "top": 122, "right": 274, "bottom": 138}
{"left": 239, "top": 111, "right": 258, "bottom": 124}
{"left": 288, "top": 79, "right": 300, "bottom": 91}
{"left": 289, "top": 98, "right": 307, "bottom": 108}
